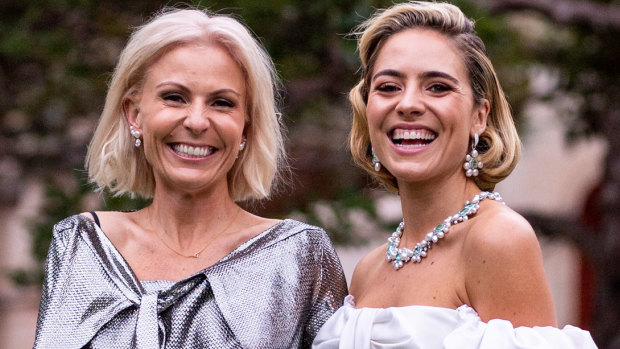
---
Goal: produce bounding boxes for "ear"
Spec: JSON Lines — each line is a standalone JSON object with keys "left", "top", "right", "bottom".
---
{"left": 471, "top": 98, "right": 489, "bottom": 137}
{"left": 122, "top": 93, "right": 141, "bottom": 130}
{"left": 241, "top": 121, "right": 250, "bottom": 140}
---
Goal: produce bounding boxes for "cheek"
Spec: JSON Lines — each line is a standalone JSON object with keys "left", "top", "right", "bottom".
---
{"left": 142, "top": 107, "right": 180, "bottom": 132}
{"left": 365, "top": 105, "right": 388, "bottom": 149}
{"left": 213, "top": 116, "right": 244, "bottom": 135}
{"left": 444, "top": 129, "right": 471, "bottom": 162}
{"left": 366, "top": 92, "right": 395, "bottom": 121}
{"left": 434, "top": 101, "right": 471, "bottom": 131}
{"left": 142, "top": 123, "right": 169, "bottom": 143}
{"left": 140, "top": 120, "right": 175, "bottom": 159}
{"left": 365, "top": 102, "right": 383, "bottom": 130}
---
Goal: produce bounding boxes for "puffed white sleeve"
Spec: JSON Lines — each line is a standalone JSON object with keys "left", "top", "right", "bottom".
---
{"left": 444, "top": 305, "right": 598, "bottom": 349}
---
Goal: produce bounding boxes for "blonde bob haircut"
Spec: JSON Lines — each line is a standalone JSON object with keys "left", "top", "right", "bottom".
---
{"left": 349, "top": 1, "right": 521, "bottom": 192}
{"left": 86, "top": 8, "right": 285, "bottom": 201}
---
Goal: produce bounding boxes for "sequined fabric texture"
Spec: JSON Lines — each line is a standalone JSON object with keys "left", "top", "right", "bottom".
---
{"left": 34, "top": 215, "right": 348, "bottom": 348}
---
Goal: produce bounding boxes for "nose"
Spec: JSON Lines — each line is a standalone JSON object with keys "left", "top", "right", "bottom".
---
{"left": 396, "top": 86, "right": 425, "bottom": 118}
{"left": 183, "top": 104, "right": 210, "bottom": 134}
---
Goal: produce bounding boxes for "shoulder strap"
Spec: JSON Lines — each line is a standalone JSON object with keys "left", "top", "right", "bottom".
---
{"left": 89, "top": 211, "right": 101, "bottom": 228}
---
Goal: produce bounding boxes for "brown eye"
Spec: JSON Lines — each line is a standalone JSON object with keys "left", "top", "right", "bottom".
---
{"left": 428, "top": 83, "right": 452, "bottom": 93}
{"left": 375, "top": 83, "right": 399, "bottom": 92}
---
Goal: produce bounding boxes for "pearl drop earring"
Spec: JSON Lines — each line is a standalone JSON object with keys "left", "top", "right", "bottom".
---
{"left": 372, "top": 147, "right": 381, "bottom": 172}
{"left": 464, "top": 133, "right": 483, "bottom": 177}
{"left": 130, "top": 125, "right": 142, "bottom": 148}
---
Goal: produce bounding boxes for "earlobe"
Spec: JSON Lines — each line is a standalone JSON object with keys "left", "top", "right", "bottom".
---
{"left": 122, "top": 96, "right": 143, "bottom": 148}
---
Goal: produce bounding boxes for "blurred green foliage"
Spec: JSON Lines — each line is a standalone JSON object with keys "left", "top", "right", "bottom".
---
{"left": 1, "top": 0, "right": 612, "bottom": 284}
{"left": 0, "top": 0, "right": 531, "bottom": 285}
{"left": 3, "top": 0, "right": 619, "bottom": 345}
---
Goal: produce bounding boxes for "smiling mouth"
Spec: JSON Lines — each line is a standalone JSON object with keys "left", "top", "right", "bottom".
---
{"left": 171, "top": 143, "right": 216, "bottom": 158}
{"left": 391, "top": 128, "right": 436, "bottom": 148}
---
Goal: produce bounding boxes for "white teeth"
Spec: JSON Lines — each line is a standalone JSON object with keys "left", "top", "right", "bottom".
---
{"left": 392, "top": 129, "right": 436, "bottom": 141}
{"left": 173, "top": 144, "right": 213, "bottom": 158}
{"left": 396, "top": 143, "right": 427, "bottom": 149}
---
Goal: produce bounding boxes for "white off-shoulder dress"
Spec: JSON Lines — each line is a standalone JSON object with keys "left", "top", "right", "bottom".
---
{"left": 312, "top": 295, "right": 598, "bottom": 349}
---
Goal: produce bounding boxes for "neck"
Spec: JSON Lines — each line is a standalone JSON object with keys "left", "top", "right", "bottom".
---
{"left": 397, "top": 174, "right": 482, "bottom": 242}
{"left": 141, "top": 182, "right": 239, "bottom": 249}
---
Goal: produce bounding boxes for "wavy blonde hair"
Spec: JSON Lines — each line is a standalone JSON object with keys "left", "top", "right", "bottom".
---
{"left": 349, "top": 1, "right": 520, "bottom": 191}
{"left": 86, "top": 8, "right": 285, "bottom": 201}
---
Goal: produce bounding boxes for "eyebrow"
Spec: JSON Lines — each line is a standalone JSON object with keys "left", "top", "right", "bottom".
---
{"left": 372, "top": 69, "right": 460, "bottom": 85}
{"left": 156, "top": 81, "right": 189, "bottom": 91}
{"left": 155, "top": 82, "right": 241, "bottom": 96}
{"left": 372, "top": 69, "right": 405, "bottom": 81}
{"left": 419, "top": 71, "right": 459, "bottom": 84}
{"left": 211, "top": 88, "right": 241, "bottom": 97}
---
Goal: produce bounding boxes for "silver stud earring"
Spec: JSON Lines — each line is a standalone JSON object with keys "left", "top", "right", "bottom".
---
{"left": 130, "top": 125, "right": 142, "bottom": 148}
{"left": 464, "top": 133, "right": 483, "bottom": 177}
{"left": 372, "top": 147, "right": 381, "bottom": 172}
{"left": 236, "top": 139, "right": 246, "bottom": 159}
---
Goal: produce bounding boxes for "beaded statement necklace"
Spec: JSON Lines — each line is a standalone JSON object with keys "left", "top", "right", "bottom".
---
{"left": 386, "top": 191, "right": 504, "bottom": 270}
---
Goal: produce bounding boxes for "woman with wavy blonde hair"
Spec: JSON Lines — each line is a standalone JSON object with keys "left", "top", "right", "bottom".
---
{"left": 314, "top": 2, "right": 596, "bottom": 348}
{"left": 34, "top": 8, "right": 346, "bottom": 348}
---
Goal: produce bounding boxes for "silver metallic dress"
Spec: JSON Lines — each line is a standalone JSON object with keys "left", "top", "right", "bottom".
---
{"left": 34, "top": 215, "right": 347, "bottom": 348}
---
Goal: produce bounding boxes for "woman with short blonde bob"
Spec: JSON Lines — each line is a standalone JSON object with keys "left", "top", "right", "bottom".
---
{"left": 35, "top": 8, "right": 346, "bottom": 348}
{"left": 314, "top": 1, "right": 596, "bottom": 348}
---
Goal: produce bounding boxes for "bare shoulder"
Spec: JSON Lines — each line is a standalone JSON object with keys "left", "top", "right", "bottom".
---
{"left": 349, "top": 243, "right": 386, "bottom": 297}
{"left": 79, "top": 211, "right": 135, "bottom": 245}
{"left": 247, "top": 214, "right": 281, "bottom": 233}
{"left": 463, "top": 202, "right": 538, "bottom": 256}
{"left": 462, "top": 201, "right": 557, "bottom": 326}
{"left": 234, "top": 211, "right": 282, "bottom": 241}
{"left": 79, "top": 210, "right": 132, "bottom": 226}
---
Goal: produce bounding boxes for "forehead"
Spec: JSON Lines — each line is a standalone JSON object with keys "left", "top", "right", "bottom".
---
{"left": 373, "top": 28, "right": 467, "bottom": 80}
{"left": 145, "top": 42, "right": 245, "bottom": 86}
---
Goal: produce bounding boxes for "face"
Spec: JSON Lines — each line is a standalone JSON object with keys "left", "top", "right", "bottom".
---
{"left": 125, "top": 43, "right": 248, "bottom": 196}
{"left": 366, "top": 28, "right": 488, "bottom": 186}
